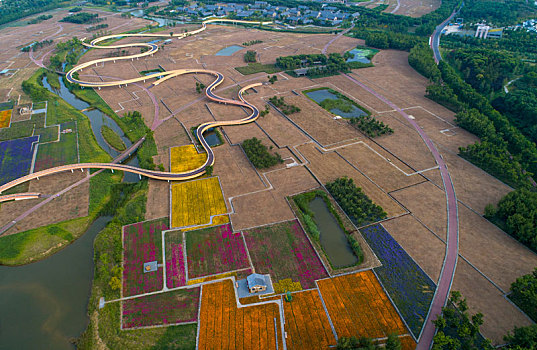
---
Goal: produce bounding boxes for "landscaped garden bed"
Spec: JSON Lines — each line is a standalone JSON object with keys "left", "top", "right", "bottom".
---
{"left": 243, "top": 219, "right": 328, "bottom": 290}
{"left": 122, "top": 288, "right": 200, "bottom": 329}
{"left": 122, "top": 218, "right": 169, "bottom": 297}
{"left": 185, "top": 223, "right": 250, "bottom": 279}
{"left": 164, "top": 229, "right": 187, "bottom": 289}
{"left": 0, "top": 135, "right": 38, "bottom": 186}
{"left": 361, "top": 224, "right": 436, "bottom": 338}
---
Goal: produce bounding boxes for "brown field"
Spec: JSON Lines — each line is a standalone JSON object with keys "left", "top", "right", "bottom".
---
{"left": 283, "top": 290, "right": 337, "bottom": 349}
{"left": 0, "top": 171, "right": 89, "bottom": 235}
{"left": 382, "top": 215, "right": 445, "bottom": 282}
{"left": 317, "top": 270, "right": 413, "bottom": 341}
{"left": 198, "top": 279, "right": 283, "bottom": 350}
{"left": 453, "top": 259, "right": 533, "bottom": 345}
{"left": 382, "top": 0, "right": 441, "bottom": 17}
{"left": 298, "top": 142, "right": 406, "bottom": 218}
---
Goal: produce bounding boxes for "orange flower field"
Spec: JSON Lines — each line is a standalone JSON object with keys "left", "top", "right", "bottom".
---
{"left": 317, "top": 270, "right": 414, "bottom": 342}
{"left": 283, "top": 290, "right": 337, "bottom": 349}
{"left": 198, "top": 280, "right": 283, "bottom": 350}
{"left": 0, "top": 109, "right": 12, "bottom": 128}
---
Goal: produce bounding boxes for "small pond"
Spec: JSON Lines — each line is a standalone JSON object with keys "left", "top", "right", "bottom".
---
{"left": 304, "top": 89, "right": 367, "bottom": 118}
{"left": 308, "top": 197, "right": 358, "bottom": 268}
{"left": 346, "top": 48, "right": 374, "bottom": 64}
{"left": 0, "top": 216, "right": 112, "bottom": 350}
{"left": 203, "top": 129, "right": 222, "bottom": 147}
{"left": 215, "top": 45, "right": 243, "bottom": 56}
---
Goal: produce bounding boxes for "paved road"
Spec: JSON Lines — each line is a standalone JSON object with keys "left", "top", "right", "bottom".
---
{"left": 430, "top": 3, "right": 463, "bottom": 63}
{"left": 321, "top": 23, "right": 355, "bottom": 55}
{"left": 343, "top": 73, "right": 459, "bottom": 349}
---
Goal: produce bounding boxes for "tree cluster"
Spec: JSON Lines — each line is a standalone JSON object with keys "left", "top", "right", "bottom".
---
{"left": 28, "top": 14, "right": 53, "bottom": 24}
{"left": 0, "top": 0, "right": 60, "bottom": 26}
{"left": 21, "top": 39, "right": 53, "bottom": 52}
{"left": 242, "top": 137, "right": 283, "bottom": 169}
{"left": 60, "top": 12, "right": 103, "bottom": 24}
{"left": 337, "top": 334, "right": 401, "bottom": 350}
{"left": 86, "top": 23, "right": 109, "bottom": 32}
{"left": 350, "top": 115, "right": 393, "bottom": 138}
{"left": 244, "top": 50, "right": 257, "bottom": 63}
{"left": 268, "top": 96, "right": 300, "bottom": 115}
{"left": 508, "top": 268, "right": 537, "bottom": 322}
{"left": 325, "top": 177, "right": 387, "bottom": 226}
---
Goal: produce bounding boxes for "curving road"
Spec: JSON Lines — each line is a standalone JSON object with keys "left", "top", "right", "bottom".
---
{"left": 343, "top": 73, "right": 459, "bottom": 350}
{"left": 430, "top": 2, "right": 463, "bottom": 63}
{"left": 0, "top": 19, "right": 270, "bottom": 195}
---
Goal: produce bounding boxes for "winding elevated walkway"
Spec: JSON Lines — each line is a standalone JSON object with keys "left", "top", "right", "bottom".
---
{"left": 0, "top": 19, "right": 270, "bottom": 196}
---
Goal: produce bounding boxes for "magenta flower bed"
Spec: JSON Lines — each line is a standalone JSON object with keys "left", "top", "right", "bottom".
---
{"left": 123, "top": 218, "right": 169, "bottom": 297}
{"left": 166, "top": 241, "right": 187, "bottom": 288}
{"left": 122, "top": 288, "right": 200, "bottom": 329}
{"left": 243, "top": 219, "right": 328, "bottom": 289}
{"left": 186, "top": 223, "right": 250, "bottom": 279}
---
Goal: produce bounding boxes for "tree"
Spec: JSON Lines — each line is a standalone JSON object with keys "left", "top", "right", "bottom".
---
{"left": 509, "top": 268, "right": 537, "bottom": 322}
{"left": 244, "top": 50, "right": 257, "bottom": 63}
{"left": 504, "top": 325, "right": 537, "bottom": 349}
{"left": 386, "top": 333, "right": 402, "bottom": 350}
{"left": 205, "top": 165, "right": 213, "bottom": 176}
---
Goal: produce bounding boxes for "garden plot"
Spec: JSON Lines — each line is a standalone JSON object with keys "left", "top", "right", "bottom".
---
{"left": 0, "top": 109, "right": 12, "bottom": 128}
{"left": 197, "top": 279, "right": 283, "bottom": 350}
{"left": 122, "top": 218, "right": 169, "bottom": 297}
{"left": 171, "top": 177, "right": 227, "bottom": 228}
{"left": 164, "top": 229, "right": 187, "bottom": 289}
{"left": 34, "top": 121, "right": 78, "bottom": 171}
{"left": 122, "top": 288, "right": 200, "bottom": 329}
{"left": 170, "top": 145, "right": 206, "bottom": 173}
{"left": 243, "top": 219, "right": 328, "bottom": 291}
{"left": 361, "top": 224, "right": 436, "bottom": 338}
{"left": 317, "top": 270, "right": 412, "bottom": 342}
{"left": 283, "top": 290, "right": 337, "bottom": 349}
{"left": 0, "top": 136, "right": 38, "bottom": 186}
{"left": 185, "top": 223, "right": 250, "bottom": 279}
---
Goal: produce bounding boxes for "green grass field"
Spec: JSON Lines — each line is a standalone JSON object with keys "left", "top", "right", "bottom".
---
{"left": 235, "top": 63, "right": 282, "bottom": 75}
{"left": 34, "top": 121, "right": 78, "bottom": 171}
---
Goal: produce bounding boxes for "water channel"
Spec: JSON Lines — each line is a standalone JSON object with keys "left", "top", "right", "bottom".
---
{"left": 0, "top": 216, "right": 112, "bottom": 350}
{"left": 308, "top": 196, "right": 358, "bottom": 268}
{"left": 42, "top": 76, "right": 140, "bottom": 182}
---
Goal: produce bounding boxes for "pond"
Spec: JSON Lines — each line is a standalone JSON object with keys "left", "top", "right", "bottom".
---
{"left": 215, "top": 45, "right": 243, "bottom": 56}
{"left": 203, "top": 129, "right": 222, "bottom": 147}
{"left": 308, "top": 197, "right": 358, "bottom": 268}
{"left": 42, "top": 76, "right": 140, "bottom": 182}
{"left": 304, "top": 89, "right": 367, "bottom": 118}
{"left": 0, "top": 216, "right": 112, "bottom": 350}
{"left": 129, "top": 9, "right": 183, "bottom": 27}
{"left": 346, "top": 48, "right": 374, "bottom": 64}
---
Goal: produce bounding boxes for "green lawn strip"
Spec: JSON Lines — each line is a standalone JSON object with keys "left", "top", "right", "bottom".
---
{"left": 101, "top": 125, "right": 126, "bottom": 152}
{"left": 303, "top": 87, "right": 371, "bottom": 117}
{"left": 34, "top": 122, "right": 78, "bottom": 171}
{"left": 0, "top": 113, "right": 45, "bottom": 142}
{"left": 0, "top": 216, "right": 92, "bottom": 265}
{"left": 235, "top": 63, "right": 282, "bottom": 75}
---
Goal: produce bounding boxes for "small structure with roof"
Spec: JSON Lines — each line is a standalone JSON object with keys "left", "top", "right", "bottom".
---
{"left": 236, "top": 273, "right": 275, "bottom": 298}
{"left": 143, "top": 261, "right": 158, "bottom": 273}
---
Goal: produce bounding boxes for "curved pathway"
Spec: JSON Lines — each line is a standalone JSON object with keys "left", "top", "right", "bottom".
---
{"left": 343, "top": 72, "right": 458, "bottom": 349}
{"left": 430, "top": 3, "right": 463, "bottom": 63}
{"left": 0, "top": 19, "right": 269, "bottom": 195}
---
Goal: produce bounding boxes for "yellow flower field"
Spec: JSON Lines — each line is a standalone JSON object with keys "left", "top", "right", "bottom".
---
{"left": 170, "top": 145, "right": 206, "bottom": 173}
{"left": 171, "top": 177, "right": 228, "bottom": 228}
{"left": 0, "top": 109, "right": 12, "bottom": 128}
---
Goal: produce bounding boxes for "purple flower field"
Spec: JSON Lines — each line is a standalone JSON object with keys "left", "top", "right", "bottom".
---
{"left": 166, "top": 241, "right": 187, "bottom": 288}
{"left": 0, "top": 136, "right": 38, "bottom": 186}
{"left": 122, "top": 288, "right": 200, "bottom": 328}
{"left": 361, "top": 224, "right": 436, "bottom": 338}
{"left": 185, "top": 223, "right": 250, "bottom": 279}
{"left": 123, "top": 218, "right": 169, "bottom": 297}
{"left": 243, "top": 219, "right": 328, "bottom": 289}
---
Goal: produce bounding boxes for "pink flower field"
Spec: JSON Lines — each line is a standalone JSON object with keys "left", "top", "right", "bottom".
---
{"left": 165, "top": 230, "right": 187, "bottom": 288}
{"left": 243, "top": 219, "right": 328, "bottom": 289}
{"left": 123, "top": 218, "right": 169, "bottom": 297}
{"left": 122, "top": 288, "right": 200, "bottom": 329}
{"left": 185, "top": 223, "right": 250, "bottom": 279}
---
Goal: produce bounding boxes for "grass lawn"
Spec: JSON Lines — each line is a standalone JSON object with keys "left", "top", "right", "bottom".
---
{"left": 235, "top": 63, "right": 282, "bottom": 75}
{"left": 101, "top": 125, "right": 126, "bottom": 151}
{"left": 34, "top": 121, "right": 78, "bottom": 171}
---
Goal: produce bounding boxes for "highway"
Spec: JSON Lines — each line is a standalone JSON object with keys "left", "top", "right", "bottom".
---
{"left": 0, "top": 19, "right": 270, "bottom": 195}
{"left": 430, "top": 3, "right": 463, "bottom": 63}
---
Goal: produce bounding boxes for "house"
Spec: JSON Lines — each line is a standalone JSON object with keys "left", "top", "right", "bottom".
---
{"left": 247, "top": 273, "right": 268, "bottom": 293}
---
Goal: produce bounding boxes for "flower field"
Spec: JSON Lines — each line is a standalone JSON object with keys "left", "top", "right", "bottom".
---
{"left": 187, "top": 268, "right": 253, "bottom": 285}
{"left": 164, "top": 229, "right": 187, "bottom": 289}
{"left": 198, "top": 280, "right": 283, "bottom": 350}
{"left": 361, "top": 224, "right": 435, "bottom": 338}
{"left": 317, "top": 271, "right": 411, "bottom": 340}
{"left": 283, "top": 289, "right": 337, "bottom": 349}
{"left": 122, "top": 288, "right": 200, "bottom": 329}
{"left": 170, "top": 145, "right": 206, "bottom": 173}
{"left": 171, "top": 177, "right": 227, "bottom": 228}
{"left": 0, "top": 136, "right": 38, "bottom": 186}
{"left": 183, "top": 214, "right": 229, "bottom": 232}
{"left": 0, "top": 109, "right": 12, "bottom": 128}
{"left": 243, "top": 219, "right": 328, "bottom": 290}
{"left": 34, "top": 121, "right": 78, "bottom": 171}
{"left": 185, "top": 223, "right": 250, "bottom": 279}
{"left": 123, "top": 218, "right": 169, "bottom": 297}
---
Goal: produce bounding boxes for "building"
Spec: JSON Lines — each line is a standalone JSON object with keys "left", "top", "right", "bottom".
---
{"left": 247, "top": 273, "right": 267, "bottom": 293}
